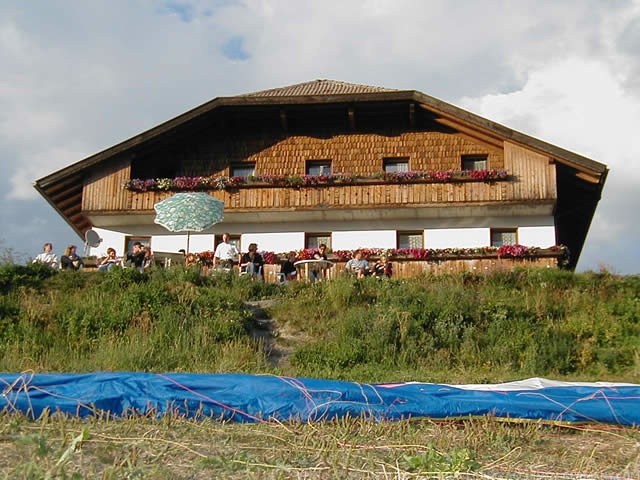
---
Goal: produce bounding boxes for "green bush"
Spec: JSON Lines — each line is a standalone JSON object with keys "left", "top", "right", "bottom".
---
{"left": 0, "top": 266, "right": 637, "bottom": 383}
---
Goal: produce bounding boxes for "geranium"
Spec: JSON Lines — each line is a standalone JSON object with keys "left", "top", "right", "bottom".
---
{"left": 185, "top": 245, "right": 567, "bottom": 269}
{"left": 124, "top": 169, "right": 509, "bottom": 192}
{"left": 262, "top": 251, "right": 278, "bottom": 265}
{"left": 497, "top": 244, "right": 539, "bottom": 258}
{"left": 197, "top": 250, "right": 215, "bottom": 266}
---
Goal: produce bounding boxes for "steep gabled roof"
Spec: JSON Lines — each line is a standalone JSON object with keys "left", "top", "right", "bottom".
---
{"left": 34, "top": 79, "right": 608, "bottom": 264}
{"left": 240, "top": 79, "right": 398, "bottom": 97}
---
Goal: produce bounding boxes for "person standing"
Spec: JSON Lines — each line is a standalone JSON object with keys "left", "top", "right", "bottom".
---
{"left": 213, "top": 233, "right": 239, "bottom": 270}
{"left": 33, "top": 243, "right": 59, "bottom": 269}
{"left": 60, "top": 245, "right": 84, "bottom": 270}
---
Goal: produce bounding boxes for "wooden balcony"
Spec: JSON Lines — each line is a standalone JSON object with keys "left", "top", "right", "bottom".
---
{"left": 202, "top": 250, "right": 565, "bottom": 283}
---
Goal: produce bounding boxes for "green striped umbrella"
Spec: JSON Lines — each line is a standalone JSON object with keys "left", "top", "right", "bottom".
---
{"left": 154, "top": 193, "right": 224, "bottom": 254}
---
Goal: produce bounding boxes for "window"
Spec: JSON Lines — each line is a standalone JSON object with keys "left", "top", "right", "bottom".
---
{"left": 124, "top": 236, "right": 151, "bottom": 255}
{"left": 214, "top": 234, "right": 241, "bottom": 252}
{"left": 305, "top": 233, "right": 332, "bottom": 250}
{"left": 306, "top": 160, "right": 332, "bottom": 176}
{"left": 383, "top": 157, "right": 409, "bottom": 173}
{"left": 491, "top": 229, "right": 517, "bottom": 247}
{"left": 462, "top": 154, "right": 488, "bottom": 171}
{"left": 397, "top": 231, "right": 423, "bottom": 249}
{"left": 231, "top": 163, "right": 255, "bottom": 178}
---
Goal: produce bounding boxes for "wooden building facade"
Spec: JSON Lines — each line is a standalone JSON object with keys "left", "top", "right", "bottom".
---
{"left": 34, "top": 80, "right": 608, "bottom": 271}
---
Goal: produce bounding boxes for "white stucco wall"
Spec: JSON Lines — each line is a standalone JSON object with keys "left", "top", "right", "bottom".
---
{"left": 426, "top": 228, "right": 488, "bottom": 248}
{"left": 152, "top": 234, "right": 215, "bottom": 254}
{"left": 89, "top": 228, "right": 125, "bottom": 257}
{"left": 89, "top": 217, "right": 557, "bottom": 257}
{"left": 239, "top": 232, "right": 305, "bottom": 253}
{"left": 331, "top": 230, "right": 396, "bottom": 250}
{"left": 518, "top": 226, "right": 556, "bottom": 247}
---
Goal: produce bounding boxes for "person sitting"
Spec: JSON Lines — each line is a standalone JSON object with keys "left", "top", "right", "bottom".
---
{"left": 372, "top": 254, "right": 393, "bottom": 279}
{"left": 239, "top": 243, "right": 264, "bottom": 280}
{"left": 33, "top": 242, "right": 59, "bottom": 269}
{"left": 60, "top": 244, "right": 84, "bottom": 270}
{"left": 345, "top": 249, "right": 370, "bottom": 279}
{"left": 143, "top": 247, "right": 155, "bottom": 270}
{"left": 98, "top": 248, "right": 123, "bottom": 271}
{"left": 126, "top": 242, "right": 146, "bottom": 271}
{"left": 185, "top": 252, "right": 197, "bottom": 267}
{"left": 310, "top": 243, "right": 328, "bottom": 282}
{"left": 280, "top": 252, "right": 298, "bottom": 282}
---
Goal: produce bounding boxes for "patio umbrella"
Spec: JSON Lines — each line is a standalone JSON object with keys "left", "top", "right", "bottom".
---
{"left": 154, "top": 192, "right": 224, "bottom": 254}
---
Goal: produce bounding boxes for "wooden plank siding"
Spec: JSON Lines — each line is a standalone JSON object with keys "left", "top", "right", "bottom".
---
{"left": 257, "top": 256, "right": 560, "bottom": 283}
{"left": 81, "top": 131, "right": 557, "bottom": 214}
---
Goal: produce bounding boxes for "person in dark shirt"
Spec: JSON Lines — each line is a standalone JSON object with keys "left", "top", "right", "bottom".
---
{"left": 281, "top": 252, "right": 298, "bottom": 282}
{"left": 239, "top": 243, "right": 264, "bottom": 280}
{"left": 126, "top": 242, "right": 146, "bottom": 271}
{"left": 60, "top": 244, "right": 84, "bottom": 270}
{"left": 372, "top": 254, "right": 393, "bottom": 279}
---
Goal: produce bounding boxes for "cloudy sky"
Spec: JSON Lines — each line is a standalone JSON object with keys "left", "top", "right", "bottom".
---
{"left": 1, "top": 0, "right": 639, "bottom": 273}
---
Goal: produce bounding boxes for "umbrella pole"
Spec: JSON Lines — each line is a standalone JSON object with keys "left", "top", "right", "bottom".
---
{"left": 186, "top": 231, "right": 191, "bottom": 255}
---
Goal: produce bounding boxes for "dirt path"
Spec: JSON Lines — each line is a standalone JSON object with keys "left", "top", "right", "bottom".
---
{"left": 245, "top": 299, "right": 306, "bottom": 367}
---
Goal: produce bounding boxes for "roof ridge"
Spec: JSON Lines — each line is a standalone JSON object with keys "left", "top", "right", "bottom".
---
{"left": 238, "top": 79, "right": 398, "bottom": 97}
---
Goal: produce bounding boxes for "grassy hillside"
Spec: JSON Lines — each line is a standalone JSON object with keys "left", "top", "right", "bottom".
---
{"left": 1, "top": 264, "right": 639, "bottom": 478}
{"left": 1, "top": 264, "right": 638, "bottom": 384}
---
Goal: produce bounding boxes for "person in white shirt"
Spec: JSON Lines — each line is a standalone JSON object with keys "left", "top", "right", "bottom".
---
{"left": 213, "top": 233, "right": 239, "bottom": 269}
{"left": 33, "top": 242, "right": 59, "bottom": 269}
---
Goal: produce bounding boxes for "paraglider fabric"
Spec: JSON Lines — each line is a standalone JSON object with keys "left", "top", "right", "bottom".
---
{"left": 1, "top": 373, "right": 638, "bottom": 426}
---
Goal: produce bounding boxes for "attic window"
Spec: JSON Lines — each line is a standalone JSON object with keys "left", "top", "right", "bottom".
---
{"left": 491, "top": 228, "right": 517, "bottom": 247}
{"left": 231, "top": 163, "right": 255, "bottom": 178}
{"left": 306, "top": 160, "right": 332, "bottom": 176}
{"left": 384, "top": 157, "right": 409, "bottom": 173}
{"left": 462, "top": 154, "right": 488, "bottom": 171}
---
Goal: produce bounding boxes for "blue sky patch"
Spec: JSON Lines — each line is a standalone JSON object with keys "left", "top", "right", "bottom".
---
{"left": 222, "top": 36, "right": 250, "bottom": 61}
{"left": 161, "top": 1, "right": 195, "bottom": 23}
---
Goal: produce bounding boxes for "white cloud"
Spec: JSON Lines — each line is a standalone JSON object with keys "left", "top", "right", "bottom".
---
{"left": 459, "top": 56, "right": 640, "bottom": 272}
{"left": 1, "top": 1, "right": 640, "bottom": 272}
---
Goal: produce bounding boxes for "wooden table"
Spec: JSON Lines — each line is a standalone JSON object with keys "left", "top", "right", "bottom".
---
{"left": 294, "top": 259, "right": 335, "bottom": 282}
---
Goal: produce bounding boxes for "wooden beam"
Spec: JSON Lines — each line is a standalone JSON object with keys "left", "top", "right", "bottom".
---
{"left": 409, "top": 103, "right": 415, "bottom": 128}
{"left": 41, "top": 174, "right": 83, "bottom": 196}
{"left": 56, "top": 191, "right": 83, "bottom": 210}
{"left": 50, "top": 185, "right": 83, "bottom": 204}
{"left": 434, "top": 116, "right": 504, "bottom": 149}
{"left": 279, "top": 108, "right": 288, "bottom": 132}
{"left": 575, "top": 171, "right": 602, "bottom": 184}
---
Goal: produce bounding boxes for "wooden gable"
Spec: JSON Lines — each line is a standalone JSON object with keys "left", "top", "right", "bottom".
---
{"left": 34, "top": 79, "right": 608, "bottom": 269}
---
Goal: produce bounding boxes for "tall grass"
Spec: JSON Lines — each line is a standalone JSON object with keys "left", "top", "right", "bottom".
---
{"left": 0, "top": 264, "right": 638, "bottom": 384}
